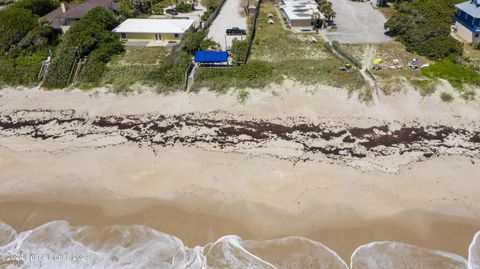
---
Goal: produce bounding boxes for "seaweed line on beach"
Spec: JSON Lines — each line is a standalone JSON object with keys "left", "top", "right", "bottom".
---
{"left": 0, "top": 109, "right": 479, "bottom": 172}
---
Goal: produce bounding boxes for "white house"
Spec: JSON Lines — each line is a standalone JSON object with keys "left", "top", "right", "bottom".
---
{"left": 278, "top": 0, "right": 324, "bottom": 29}
{"left": 113, "top": 19, "right": 195, "bottom": 46}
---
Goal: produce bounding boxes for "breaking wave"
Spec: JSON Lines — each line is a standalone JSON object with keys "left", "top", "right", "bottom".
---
{"left": 0, "top": 221, "right": 478, "bottom": 269}
{"left": 469, "top": 232, "right": 480, "bottom": 269}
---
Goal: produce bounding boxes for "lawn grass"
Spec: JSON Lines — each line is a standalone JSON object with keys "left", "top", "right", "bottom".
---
{"left": 109, "top": 46, "right": 171, "bottom": 66}
{"left": 193, "top": 61, "right": 276, "bottom": 92}
{"left": 422, "top": 60, "right": 480, "bottom": 89}
{"left": 101, "top": 65, "right": 158, "bottom": 93}
{"left": 462, "top": 42, "right": 480, "bottom": 70}
{"left": 421, "top": 60, "right": 479, "bottom": 100}
{"left": 101, "top": 46, "right": 172, "bottom": 93}
{"left": 410, "top": 79, "right": 437, "bottom": 96}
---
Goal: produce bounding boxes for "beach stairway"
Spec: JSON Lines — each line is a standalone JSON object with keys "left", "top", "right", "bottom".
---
{"left": 38, "top": 57, "right": 51, "bottom": 82}
{"left": 67, "top": 57, "right": 87, "bottom": 85}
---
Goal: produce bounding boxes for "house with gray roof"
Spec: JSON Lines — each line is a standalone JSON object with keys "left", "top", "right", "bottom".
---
{"left": 455, "top": 0, "right": 480, "bottom": 42}
{"left": 42, "top": 0, "right": 119, "bottom": 33}
{"left": 278, "top": 0, "right": 324, "bottom": 30}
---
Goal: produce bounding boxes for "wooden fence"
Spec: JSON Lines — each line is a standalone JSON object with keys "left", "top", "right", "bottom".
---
{"left": 184, "top": 63, "right": 195, "bottom": 90}
{"left": 202, "top": 0, "right": 228, "bottom": 30}
{"left": 241, "top": 0, "right": 263, "bottom": 64}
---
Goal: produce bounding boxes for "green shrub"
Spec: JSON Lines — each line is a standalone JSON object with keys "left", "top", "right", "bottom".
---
{"left": 0, "top": 50, "right": 47, "bottom": 86}
{"left": 201, "top": 6, "right": 216, "bottom": 21}
{"left": 176, "top": 2, "right": 193, "bottom": 12}
{"left": 149, "top": 51, "right": 192, "bottom": 88}
{"left": 17, "top": 24, "right": 54, "bottom": 52}
{"left": 0, "top": 7, "right": 37, "bottom": 52}
{"left": 44, "top": 7, "right": 123, "bottom": 88}
{"left": 440, "top": 92, "right": 453, "bottom": 102}
{"left": 152, "top": 3, "right": 164, "bottom": 14}
{"left": 231, "top": 39, "right": 249, "bottom": 63}
{"left": 13, "top": 0, "right": 56, "bottom": 16}
{"left": 78, "top": 39, "right": 123, "bottom": 86}
{"left": 421, "top": 60, "right": 480, "bottom": 89}
{"left": 410, "top": 79, "right": 437, "bottom": 96}
{"left": 119, "top": 0, "right": 164, "bottom": 17}
{"left": 194, "top": 61, "right": 274, "bottom": 91}
{"left": 385, "top": 0, "right": 462, "bottom": 60}
{"left": 102, "top": 65, "right": 157, "bottom": 93}
{"left": 181, "top": 31, "right": 217, "bottom": 53}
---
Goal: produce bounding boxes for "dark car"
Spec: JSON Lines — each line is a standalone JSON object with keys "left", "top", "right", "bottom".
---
{"left": 226, "top": 27, "right": 246, "bottom": 36}
{"left": 165, "top": 8, "right": 178, "bottom": 15}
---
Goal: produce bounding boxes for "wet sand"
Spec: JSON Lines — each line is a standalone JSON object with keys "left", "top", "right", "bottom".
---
{"left": 0, "top": 143, "right": 479, "bottom": 262}
{"left": 1, "top": 200, "right": 479, "bottom": 263}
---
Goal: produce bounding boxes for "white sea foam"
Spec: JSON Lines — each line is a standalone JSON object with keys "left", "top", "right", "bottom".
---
{"left": 0, "top": 221, "right": 478, "bottom": 269}
{"left": 203, "top": 235, "right": 277, "bottom": 269}
{"left": 351, "top": 241, "right": 467, "bottom": 269}
{"left": 242, "top": 236, "right": 349, "bottom": 269}
{"left": 469, "top": 231, "right": 480, "bottom": 269}
{"left": 0, "top": 222, "right": 16, "bottom": 247}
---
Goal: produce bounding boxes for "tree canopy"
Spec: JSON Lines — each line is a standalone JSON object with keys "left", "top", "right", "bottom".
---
{"left": 0, "top": 7, "right": 38, "bottom": 52}
{"left": 385, "top": 0, "right": 463, "bottom": 59}
{"left": 43, "top": 7, "right": 123, "bottom": 88}
{"left": 13, "top": 0, "right": 57, "bottom": 16}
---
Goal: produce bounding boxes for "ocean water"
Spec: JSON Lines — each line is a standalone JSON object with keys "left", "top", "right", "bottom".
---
{"left": 0, "top": 221, "right": 478, "bottom": 269}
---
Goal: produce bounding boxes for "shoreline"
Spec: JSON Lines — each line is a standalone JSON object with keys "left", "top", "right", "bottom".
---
{"left": 1, "top": 200, "right": 479, "bottom": 263}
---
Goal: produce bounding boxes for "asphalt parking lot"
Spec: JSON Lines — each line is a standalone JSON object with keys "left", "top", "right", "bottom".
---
{"left": 321, "top": 0, "right": 391, "bottom": 43}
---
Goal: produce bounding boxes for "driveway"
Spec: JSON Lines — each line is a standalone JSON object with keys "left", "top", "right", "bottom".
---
{"left": 321, "top": 0, "right": 391, "bottom": 43}
{"left": 207, "top": 0, "right": 248, "bottom": 50}
{"left": 150, "top": 4, "right": 207, "bottom": 28}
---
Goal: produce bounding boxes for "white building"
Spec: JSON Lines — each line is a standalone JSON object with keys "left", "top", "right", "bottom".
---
{"left": 112, "top": 19, "right": 195, "bottom": 46}
{"left": 278, "top": 0, "right": 324, "bottom": 29}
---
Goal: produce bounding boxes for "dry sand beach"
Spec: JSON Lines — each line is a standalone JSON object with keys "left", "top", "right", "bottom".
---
{"left": 0, "top": 82, "right": 480, "bottom": 268}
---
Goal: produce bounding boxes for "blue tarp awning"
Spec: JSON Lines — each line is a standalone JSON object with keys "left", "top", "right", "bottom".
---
{"left": 194, "top": 51, "right": 228, "bottom": 63}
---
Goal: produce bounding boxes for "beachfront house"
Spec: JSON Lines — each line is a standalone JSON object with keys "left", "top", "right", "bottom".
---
{"left": 454, "top": 0, "right": 480, "bottom": 43}
{"left": 42, "top": 0, "right": 119, "bottom": 33}
{"left": 112, "top": 19, "right": 195, "bottom": 47}
{"left": 278, "top": 0, "right": 324, "bottom": 30}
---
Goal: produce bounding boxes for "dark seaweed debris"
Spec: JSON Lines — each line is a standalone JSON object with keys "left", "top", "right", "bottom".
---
{"left": 1, "top": 110, "right": 479, "bottom": 161}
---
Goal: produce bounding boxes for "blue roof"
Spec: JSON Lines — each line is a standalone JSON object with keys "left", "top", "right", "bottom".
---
{"left": 194, "top": 51, "right": 228, "bottom": 63}
{"left": 456, "top": 0, "right": 480, "bottom": 18}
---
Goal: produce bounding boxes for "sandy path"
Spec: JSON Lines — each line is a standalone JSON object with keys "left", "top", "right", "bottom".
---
{"left": 207, "top": 0, "right": 247, "bottom": 49}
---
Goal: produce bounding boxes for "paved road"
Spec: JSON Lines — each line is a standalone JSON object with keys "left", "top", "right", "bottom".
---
{"left": 207, "top": 0, "right": 247, "bottom": 50}
{"left": 321, "top": 0, "right": 391, "bottom": 43}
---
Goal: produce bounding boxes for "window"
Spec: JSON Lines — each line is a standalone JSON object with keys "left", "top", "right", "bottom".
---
{"left": 174, "top": 34, "right": 180, "bottom": 38}
{"left": 120, "top": 33, "right": 127, "bottom": 40}
{"left": 475, "top": 33, "right": 480, "bottom": 38}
